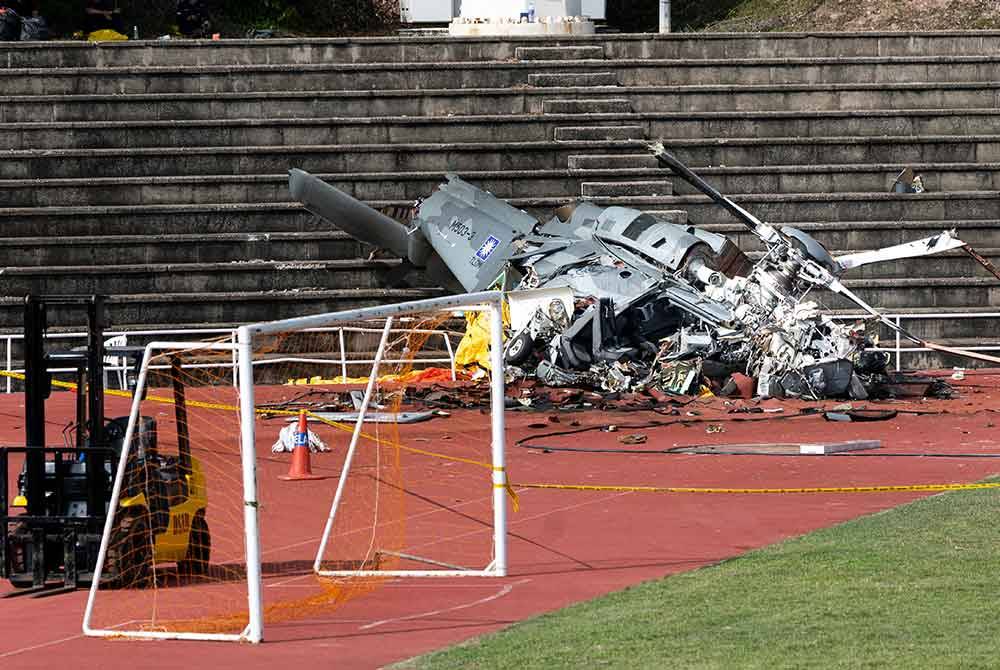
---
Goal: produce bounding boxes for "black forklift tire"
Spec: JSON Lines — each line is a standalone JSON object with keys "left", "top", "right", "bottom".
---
{"left": 106, "top": 512, "right": 152, "bottom": 589}
{"left": 178, "top": 512, "right": 211, "bottom": 579}
{"left": 7, "top": 523, "right": 36, "bottom": 588}
{"left": 505, "top": 331, "right": 535, "bottom": 366}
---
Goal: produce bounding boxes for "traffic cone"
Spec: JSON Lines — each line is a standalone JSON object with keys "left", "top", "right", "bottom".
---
{"left": 279, "top": 410, "right": 327, "bottom": 481}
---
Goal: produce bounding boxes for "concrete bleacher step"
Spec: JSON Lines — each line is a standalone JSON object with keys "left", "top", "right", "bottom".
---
{"left": 621, "top": 82, "right": 1000, "bottom": 113}
{"left": 555, "top": 125, "right": 646, "bottom": 141}
{"left": 6, "top": 164, "right": 1000, "bottom": 207}
{"left": 7, "top": 74, "right": 1000, "bottom": 122}
{"left": 0, "top": 203, "right": 319, "bottom": 237}
{"left": 0, "top": 89, "right": 572, "bottom": 122}
{"left": 0, "top": 288, "right": 443, "bottom": 328}
{"left": 8, "top": 78, "right": 996, "bottom": 113}
{"left": 580, "top": 180, "right": 672, "bottom": 197}
{"left": 651, "top": 135, "right": 1000, "bottom": 168}
{"left": 4, "top": 56, "right": 1000, "bottom": 95}
{"left": 0, "top": 169, "right": 690, "bottom": 207}
{"left": 0, "top": 141, "right": 647, "bottom": 180}
{"left": 651, "top": 191, "right": 1000, "bottom": 226}
{"left": 0, "top": 259, "right": 430, "bottom": 295}
{"left": 1, "top": 193, "right": 997, "bottom": 239}
{"left": 543, "top": 98, "right": 633, "bottom": 114}
{"left": 516, "top": 45, "right": 606, "bottom": 60}
{"left": 667, "top": 162, "right": 1000, "bottom": 196}
{"left": 568, "top": 154, "right": 659, "bottom": 169}
{"left": 647, "top": 109, "right": 1000, "bottom": 140}
{"left": 6, "top": 34, "right": 1000, "bottom": 70}
{"left": 0, "top": 114, "right": 654, "bottom": 149}
{"left": 605, "top": 56, "right": 1000, "bottom": 86}
{"left": 0, "top": 232, "right": 363, "bottom": 266}
{"left": 7, "top": 108, "right": 999, "bottom": 150}
{"left": 528, "top": 72, "right": 619, "bottom": 87}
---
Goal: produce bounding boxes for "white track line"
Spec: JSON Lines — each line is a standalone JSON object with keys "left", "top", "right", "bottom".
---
{"left": 0, "top": 633, "right": 86, "bottom": 659}
{"left": 0, "top": 620, "right": 138, "bottom": 658}
{"left": 359, "top": 578, "right": 530, "bottom": 631}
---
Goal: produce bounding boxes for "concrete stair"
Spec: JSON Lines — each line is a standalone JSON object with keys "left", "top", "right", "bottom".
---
{"left": 0, "top": 33, "right": 996, "bottom": 370}
{"left": 5, "top": 33, "right": 1000, "bottom": 68}
{"left": 5, "top": 57, "right": 1000, "bottom": 96}
{"left": 5, "top": 164, "right": 999, "bottom": 207}
{"left": 7, "top": 109, "right": 1000, "bottom": 148}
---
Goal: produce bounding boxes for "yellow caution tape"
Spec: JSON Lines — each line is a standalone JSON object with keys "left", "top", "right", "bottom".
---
{"left": 0, "top": 369, "right": 504, "bottom": 480}
{"left": 7, "top": 370, "right": 995, "bottom": 504}
{"left": 508, "top": 482, "right": 1000, "bottom": 495}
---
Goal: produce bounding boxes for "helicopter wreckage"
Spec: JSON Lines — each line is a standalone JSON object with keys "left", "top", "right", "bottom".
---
{"left": 288, "top": 144, "right": 1000, "bottom": 400}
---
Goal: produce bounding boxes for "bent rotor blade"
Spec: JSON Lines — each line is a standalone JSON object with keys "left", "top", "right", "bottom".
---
{"left": 835, "top": 230, "right": 967, "bottom": 272}
{"left": 648, "top": 142, "right": 781, "bottom": 245}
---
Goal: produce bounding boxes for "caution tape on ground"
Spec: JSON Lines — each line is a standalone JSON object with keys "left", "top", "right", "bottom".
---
{"left": 0, "top": 368, "right": 509, "bottom": 495}
{"left": 4, "top": 369, "right": 996, "bottom": 503}
{"left": 508, "top": 482, "right": 1000, "bottom": 495}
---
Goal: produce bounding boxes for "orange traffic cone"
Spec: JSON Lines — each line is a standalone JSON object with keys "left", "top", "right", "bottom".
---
{"left": 279, "top": 410, "right": 327, "bottom": 481}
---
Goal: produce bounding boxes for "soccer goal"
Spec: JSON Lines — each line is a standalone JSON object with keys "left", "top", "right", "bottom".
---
{"left": 82, "top": 291, "right": 508, "bottom": 644}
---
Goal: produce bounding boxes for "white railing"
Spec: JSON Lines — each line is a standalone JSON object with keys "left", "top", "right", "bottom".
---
{"left": 3, "top": 311, "right": 997, "bottom": 393}
{"left": 830, "top": 311, "right": 1000, "bottom": 371}
{"left": 1, "top": 322, "right": 460, "bottom": 393}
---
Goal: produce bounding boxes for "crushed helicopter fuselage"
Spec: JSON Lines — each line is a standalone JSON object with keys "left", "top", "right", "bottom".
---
{"left": 288, "top": 144, "right": 998, "bottom": 400}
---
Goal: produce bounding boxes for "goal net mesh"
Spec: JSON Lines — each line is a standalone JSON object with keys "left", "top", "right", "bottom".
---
{"left": 86, "top": 307, "right": 503, "bottom": 640}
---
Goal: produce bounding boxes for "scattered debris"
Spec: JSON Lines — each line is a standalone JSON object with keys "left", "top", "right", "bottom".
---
{"left": 892, "top": 167, "right": 925, "bottom": 193}
{"left": 618, "top": 433, "right": 648, "bottom": 445}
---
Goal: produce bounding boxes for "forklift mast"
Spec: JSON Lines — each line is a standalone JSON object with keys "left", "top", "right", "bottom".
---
{"left": 24, "top": 295, "right": 107, "bottom": 519}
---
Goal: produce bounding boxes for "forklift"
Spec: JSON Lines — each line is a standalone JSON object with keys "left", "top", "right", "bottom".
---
{"left": 0, "top": 295, "right": 210, "bottom": 596}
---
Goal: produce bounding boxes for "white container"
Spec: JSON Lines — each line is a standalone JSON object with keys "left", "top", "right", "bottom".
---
{"left": 535, "top": 0, "right": 581, "bottom": 17}
{"left": 404, "top": 0, "right": 459, "bottom": 22}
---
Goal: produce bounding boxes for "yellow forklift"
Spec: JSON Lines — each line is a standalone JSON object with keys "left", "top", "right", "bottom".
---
{"left": 1, "top": 295, "right": 210, "bottom": 596}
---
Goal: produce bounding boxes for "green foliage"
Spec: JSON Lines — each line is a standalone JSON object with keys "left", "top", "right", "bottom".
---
{"left": 214, "top": 0, "right": 399, "bottom": 35}
{"left": 33, "top": 0, "right": 399, "bottom": 38}
{"left": 604, "top": 0, "right": 756, "bottom": 33}
{"left": 672, "top": 0, "right": 748, "bottom": 31}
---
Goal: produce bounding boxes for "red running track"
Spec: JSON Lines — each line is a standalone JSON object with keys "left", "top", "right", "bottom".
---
{"left": 2, "top": 372, "right": 999, "bottom": 668}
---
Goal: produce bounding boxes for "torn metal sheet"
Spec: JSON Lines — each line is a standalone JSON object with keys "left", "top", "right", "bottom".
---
{"left": 293, "top": 411, "right": 438, "bottom": 424}
{"left": 676, "top": 440, "right": 880, "bottom": 455}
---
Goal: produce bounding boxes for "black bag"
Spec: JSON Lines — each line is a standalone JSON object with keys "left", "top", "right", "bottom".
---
{"left": 0, "top": 8, "right": 21, "bottom": 41}
{"left": 20, "top": 15, "right": 48, "bottom": 40}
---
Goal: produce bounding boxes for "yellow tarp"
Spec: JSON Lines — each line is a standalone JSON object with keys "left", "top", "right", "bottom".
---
{"left": 454, "top": 302, "right": 509, "bottom": 370}
{"left": 87, "top": 29, "right": 128, "bottom": 42}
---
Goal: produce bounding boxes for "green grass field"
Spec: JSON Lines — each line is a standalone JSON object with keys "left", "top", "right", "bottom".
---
{"left": 401, "top": 483, "right": 1000, "bottom": 669}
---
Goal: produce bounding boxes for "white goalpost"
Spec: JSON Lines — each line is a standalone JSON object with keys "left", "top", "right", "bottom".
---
{"left": 82, "top": 291, "right": 509, "bottom": 644}
{"left": 82, "top": 340, "right": 260, "bottom": 644}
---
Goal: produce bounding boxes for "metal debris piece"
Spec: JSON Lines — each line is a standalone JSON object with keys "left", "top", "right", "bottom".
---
{"left": 618, "top": 433, "right": 648, "bottom": 445}
{"left": 294, "top": 410, "right": 437, "bottom": 424}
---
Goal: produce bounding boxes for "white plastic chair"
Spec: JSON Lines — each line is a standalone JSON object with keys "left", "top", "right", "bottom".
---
{"left": 103, "top": 334, "right": 127, "bottom": 390}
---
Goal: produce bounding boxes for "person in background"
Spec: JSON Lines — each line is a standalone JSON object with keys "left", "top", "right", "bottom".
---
{"left": 84, "top": 0, "right": 124, "bottom": 34}
{"left": 176, "top": 0, "right": 211, "bottom": 37}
